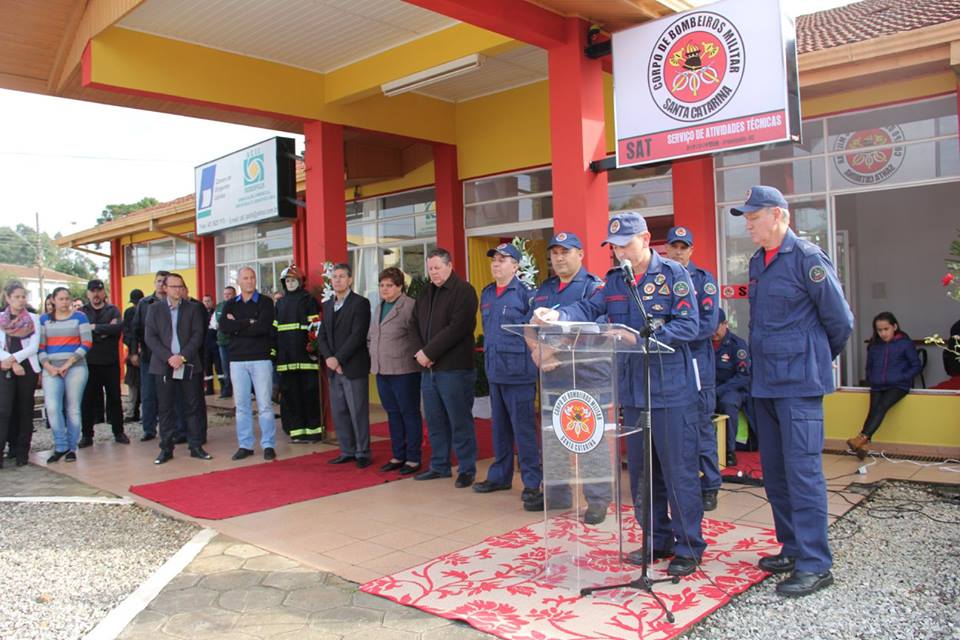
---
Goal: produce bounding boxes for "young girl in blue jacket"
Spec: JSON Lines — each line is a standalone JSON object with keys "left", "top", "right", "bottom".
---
{"left": 847, "top": 312, "right": 922, "bottom": 459}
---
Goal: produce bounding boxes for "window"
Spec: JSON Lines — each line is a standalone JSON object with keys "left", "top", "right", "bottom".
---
{"left": 214, "top": 219, "right": 293, "bottom": 294}
{"left": 124, "top": 235, "right": 196, "bottom": 276}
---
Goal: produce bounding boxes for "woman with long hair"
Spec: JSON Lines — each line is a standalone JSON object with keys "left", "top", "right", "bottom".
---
{"left": 0, "top": 281, "right": 40, "bottom": 467}
{"left": 38, "top": 287, "right": 91, "bottom": 462}
{"left": 846, "top": 311, "right": 922, "bottom": 459}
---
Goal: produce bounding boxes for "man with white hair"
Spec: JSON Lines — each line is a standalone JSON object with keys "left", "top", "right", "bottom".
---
{"left": 731, "top": 185, "right": 853, "bottom": 597}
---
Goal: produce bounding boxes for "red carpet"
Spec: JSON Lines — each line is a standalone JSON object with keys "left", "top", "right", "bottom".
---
{"left": 362, "top": 507, "right": 779, "bottom": 640}
{"left": 129, "top": 419, "right": 493, "bottom": 520}
{"left": 722, "top": 450, "right": 763, "bottom": 482}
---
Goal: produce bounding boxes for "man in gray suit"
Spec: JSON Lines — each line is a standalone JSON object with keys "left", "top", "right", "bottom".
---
{"left": 145, "top": 272, "right": 209, "bottom": 464}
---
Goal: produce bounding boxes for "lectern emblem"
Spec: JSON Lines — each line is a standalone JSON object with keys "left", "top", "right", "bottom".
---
{"left": 552, "top": 390, "right": 606, "bottom": 454}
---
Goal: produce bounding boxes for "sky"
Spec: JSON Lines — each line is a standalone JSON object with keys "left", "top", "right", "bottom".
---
{"left": 0, "top": 0, "right": 859, "bottom": 241}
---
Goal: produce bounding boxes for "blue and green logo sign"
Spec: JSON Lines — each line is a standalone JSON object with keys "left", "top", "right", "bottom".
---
{"left": 243, "top": 153, "right": 265, "bottom": 186}
{"left": 197, "top": 165, "right": 217, "bottom": 219}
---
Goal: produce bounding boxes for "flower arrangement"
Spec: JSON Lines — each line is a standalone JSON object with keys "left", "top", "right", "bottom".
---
{"left": 511, "top": 236, "right": 538, "bottom": 288}
{"left": 925, "top": 229, "right": 960, "bottom": 367}
{"left": 319, "top": 261, "right": 336, "bottom": 302}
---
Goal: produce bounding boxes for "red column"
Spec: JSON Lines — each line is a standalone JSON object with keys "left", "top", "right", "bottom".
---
{"left": 547, "top": 17, "right": 609, "bottom": 275}
{"left": 109, "top": 239, "right": 123, "bottom": 308}
{"left": 434, "top": 143, "right": 466, "bottom": 277}
{"left": 671, "top": 155, "right": 719, "bottom": 275}
{"left": 303, "top": 121, "right": 347, "bottom": 294}
{"left": 196, "top": 235, "right": 216, "bottom": 299}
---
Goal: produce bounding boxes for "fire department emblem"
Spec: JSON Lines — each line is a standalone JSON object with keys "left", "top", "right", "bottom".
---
{"left": 555, "top": 232, "right": 568, "bottom": 242}
{"left": 552, "top": 390, "right": 606, "bottom": 454}
{"left": 675, "top": 227, "right": 688, "bottom": 237}
{"left": 833, "top": 126, "right": 905, "bottom": 185}
{"left": 609, "top": 219, "right": 621, "bottom": 234}
{"left": 648, "top": 12, "right": 745, "bottom": 123}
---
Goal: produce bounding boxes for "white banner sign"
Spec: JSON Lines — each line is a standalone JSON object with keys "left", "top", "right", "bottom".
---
{"left": 612, "top": 0, "right": 799, "bottom": 167}
{"left": 195, "top": 137, "right": 296, "bottom": 235}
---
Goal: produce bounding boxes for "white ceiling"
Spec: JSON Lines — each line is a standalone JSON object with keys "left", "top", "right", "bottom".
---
{"left": 118, "top": 0, "right": 458, "bottom": 73}
{"left": 415, "top": 45, "right": 548, "bottom": 103}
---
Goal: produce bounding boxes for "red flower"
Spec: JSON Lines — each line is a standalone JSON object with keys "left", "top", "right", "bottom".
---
{"left": 943, "top": 272, "right": 956, "bottom": 286}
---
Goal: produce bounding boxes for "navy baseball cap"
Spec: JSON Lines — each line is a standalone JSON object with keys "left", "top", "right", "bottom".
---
{"left": 547, "top": 232, "right": 582, "bottom": 250}
{"left": 602, "top": 213, "right": 648, "bottom": 247}
{"left": 731, "top": 185, "right": 789, "bottom": 216}
{"left": 666, "top": 226, "right": 694, "bottom": 246}
{"left": 717, "top": 308, "right": 726, "bottom": 323}
{"left": 487, "top": 242, "right": 522, "bottom": 262}
{"left": 86, "top": 279, "right": 105, "bottom": 291}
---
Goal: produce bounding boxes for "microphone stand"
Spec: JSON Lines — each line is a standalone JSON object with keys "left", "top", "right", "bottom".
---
{"left": 580, "top": 260, "right": 678, "bottom": 623}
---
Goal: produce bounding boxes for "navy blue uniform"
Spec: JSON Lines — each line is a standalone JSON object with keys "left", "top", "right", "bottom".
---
{"left": 715, "top": 329, "right": 752, "bottom": 454}
{"left": 749, "top": 228, "right": 853, "bottom": 574}
{"left": 559, "top": 251, "right": 705, "bottom": 560}
{"left": 686, "top": 262, "right": 720, "bottom": 493}
{"left": 481, "top": 276, "right": 541, "bottom": 490}
{"left": 533, "top": 268, "right": 611, "bottom": 508}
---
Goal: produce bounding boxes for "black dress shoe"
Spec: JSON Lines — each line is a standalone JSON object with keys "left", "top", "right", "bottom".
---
{"left": 776, "top": 570, "right": 834, "bottom": 597}
{"left": 414, "top": 469, "right": 451, "bottom": 481}
{"left": 702, "top": 490, "right": 718, "bottom": 512}
{"left": 758, "top": 554, "right": 796, "bottom": 574}
{"left": 726, "top": 451, "right": 738, "bottom": 467}
{"left": 78, "top": 437, "right": 93, "bottom": 449}
{"left": 520, "top": 487, "right": 540, "bottom": 502}
{"left": 522, "top": 491, "right": 544, "bottom": 512}
{"left": 155, "top": 450, "right": 173, "bottom": 465}
{"left": 190, "top": 447, "right": 213, "bottom": 460}
{"left": 231, "top": 448, "right": 254, "bottom": 461}
{"left": 64, "top": 451, "right": 77, "bottom": 462}
{"left": 380, "top": 460, "right": 405, "bottom": 472}
{"left": 626, "top": 547, "right": 676, "bottom": 565}
{"left": 140, "top": 433, "right": 156, "bottom": 442}
{"left": 583, "top": 503, "right": 608, "bottom": 525}
{"left": 114, "top": 433, "right": 130, "bottom": 444}
{"left": 264, "top": 447, "right": 276, "bottom": 461}
{"left": 399, "top": 463, "right": 421, "bottom": 475}
{"left": 454, "top": 473, "right": 475, "bottom": 488}
{"left": 355, "top": 457, "right": 371, "bottom": 469}
{"left": 328, "top": 454, "right": 355, "bottom": 464}
{"left": 667, "top": 556, "right": 698, "bottom": 577}
{"left": 473, "top": 480, "right": 512, "bottom": 493}
{"left": 46, "top": 451, "right": 67, "bottom": 463}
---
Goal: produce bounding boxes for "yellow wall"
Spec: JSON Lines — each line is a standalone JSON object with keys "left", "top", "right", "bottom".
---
{"left": 118, "top": 221, "right": 200, "bottom": 311}
{"left": 825, "top": 390, "right": 960, "bottom": 451}
{"left": 348, "top": 160, "right": 436, "bottom": 201}
{"left": 802, "top": 71, "right": 956, "bottom": 118}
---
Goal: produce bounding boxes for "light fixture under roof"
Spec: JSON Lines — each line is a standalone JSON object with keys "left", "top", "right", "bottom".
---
{"left": 381, "top": 54, "right": 484, "bottom": 97}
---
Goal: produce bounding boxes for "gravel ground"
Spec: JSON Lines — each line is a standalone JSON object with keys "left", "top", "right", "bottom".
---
{"left": 0, "top": 502, "right": 198, "bottom": 640}
{"left": 685, "top": 481, "right": 960, "bottom": 640}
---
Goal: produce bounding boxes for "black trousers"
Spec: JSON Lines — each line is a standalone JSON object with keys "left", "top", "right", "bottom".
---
{"left": 861, "top": 387, "right": 909, "bottom": 438}
{"left": 203, "top": 341, "right": 223, "bottom": 392}
{"left": 279, "top": 369, "right": 322, "bottom": 440}
{"left": 0, "top": 369, "right": 38, "bottom": 464}
{"left": 81, "top": 362, "right": 124, "bottom": 438}
{"left": 156, "top": 372, "right": 202, "bottom": 452}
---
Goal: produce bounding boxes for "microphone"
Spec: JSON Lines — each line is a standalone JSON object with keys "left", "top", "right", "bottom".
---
{"left": 620, "top": 258, "right": 635, "bottom": 287}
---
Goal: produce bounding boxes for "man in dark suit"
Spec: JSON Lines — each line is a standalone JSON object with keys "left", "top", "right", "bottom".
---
{"left": 144, "top": 273, "right": 210, "bottom": 464}
{"left": 317, "top": 263, "right": 372, "bottom": 468}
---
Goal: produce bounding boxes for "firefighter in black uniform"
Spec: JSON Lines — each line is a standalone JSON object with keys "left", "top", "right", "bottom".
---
{"left": 274, "top": 265, "right": 324, "bottom": 442}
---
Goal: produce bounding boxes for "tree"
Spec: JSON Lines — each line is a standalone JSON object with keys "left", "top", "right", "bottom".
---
{"left": 0, "top": 225, "right": 98, "bottom": 280}
{"left": 97, "top": 197, "right": 159, "bottom": 225}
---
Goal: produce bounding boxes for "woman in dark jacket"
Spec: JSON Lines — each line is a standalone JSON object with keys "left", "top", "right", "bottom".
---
{"left": 847, "top": 311, "right": 922, "bottom": 459}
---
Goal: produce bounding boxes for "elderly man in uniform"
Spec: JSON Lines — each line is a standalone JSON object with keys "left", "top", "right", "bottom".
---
{"left": 664, "top": 226, "right": 721, "bottom": 512}
{"left": 474, "top": 243, "right": 542, "bottom": 509}
{"left": 713, "top": 308, "right": 752, "bottom": 466}
{"left": 732, "top": 186, "right": 853, "bottom": 597}
{"left": 535, "top": 213, "right": 704, "bottom": 577}
{"left": 528, "top": 232, "right": 610, "bottom": 522}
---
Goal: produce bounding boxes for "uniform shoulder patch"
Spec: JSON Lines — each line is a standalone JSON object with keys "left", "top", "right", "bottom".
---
{"left": 736, "top": 349, "right": 748, "bottom": 360}
{"left": 808, "top": 265, "right": 827, "bottom": 283}
{"left": 673, "top": 280, "right": 690, "bottom": 297}
{"left": 703, "top": 282, "right": 717, "bottom": 295}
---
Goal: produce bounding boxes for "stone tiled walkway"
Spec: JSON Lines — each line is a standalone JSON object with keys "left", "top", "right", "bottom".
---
{"left": 117, "top": 535, "right": 492, "bottom": 640}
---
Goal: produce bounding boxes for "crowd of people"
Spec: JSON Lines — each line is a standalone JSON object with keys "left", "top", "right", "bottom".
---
{"left": 1, "top": 184, "right": 944, "bottom": 600}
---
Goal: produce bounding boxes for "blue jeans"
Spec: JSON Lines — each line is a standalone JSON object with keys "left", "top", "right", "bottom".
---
{"left": 421, "top": 368, "right": 476, "bottom": 476}
{"left": 376, "top": 372, "right": 423, "bottom": 464}
{"left": 218, "top": 346, "right": 232, "bottom": 392}
{"left": 140, "top": 354, "right": 158, "bottom": 437}
{"left": 230, "top": 360, "right": 276, "bottom": 450}
{"left": 44, "top": 364, "right": 89, "bottom": 453}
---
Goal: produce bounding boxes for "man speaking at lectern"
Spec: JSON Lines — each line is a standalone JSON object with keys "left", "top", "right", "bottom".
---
{"left": 534, "top": 212, "right": 705, "bottom": 577}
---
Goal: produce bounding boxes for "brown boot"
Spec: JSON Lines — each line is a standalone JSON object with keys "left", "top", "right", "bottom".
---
{"left": 846, "top": 433, "right": 870, "bottom": 460}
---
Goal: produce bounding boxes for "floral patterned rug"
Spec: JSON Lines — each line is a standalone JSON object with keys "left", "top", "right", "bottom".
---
{"left": 362, "top": 508, "right": 779, "bottom": 640}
